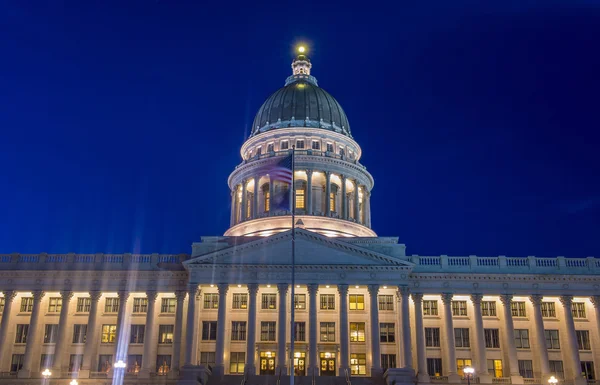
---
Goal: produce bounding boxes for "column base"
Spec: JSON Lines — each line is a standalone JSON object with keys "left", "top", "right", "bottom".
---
{"left": 417, "top": 371, "right": 431, "bottom": 383}
{"left": 478, "top": 373, "right": 493, "bottom": 384}
{"left": 448, "top": 373, "right": 462, "bottom": 383}
{"left": 17, "top": 370, "right": 32, "bottom": 379}
{"left": 509, "top": 375, "right": 524, "bottom": 385}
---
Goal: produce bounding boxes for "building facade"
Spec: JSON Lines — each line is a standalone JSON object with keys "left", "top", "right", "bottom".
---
{"left": 1, "top": 49, "right": 599, "bottom": 385}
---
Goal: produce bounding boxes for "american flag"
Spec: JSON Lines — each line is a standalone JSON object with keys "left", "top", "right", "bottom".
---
{"left": 263, "top": 154, "right": 293, "bottom": 183}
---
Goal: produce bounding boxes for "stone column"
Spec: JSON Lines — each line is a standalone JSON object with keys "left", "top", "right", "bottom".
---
{"left": 560, "top": 295, "right": 586, "bottom": 385}
{"left": 246, "top": 284, "right": 259, "bottom": 375}
{"left": 325, "top": 171, "right": 332, "bottom": 216}
{"left": 114, "top": 291, "right": 130, "bottom": 364}
{"left": 269, "top": 177, "right": 275, "bottom": 215}
{"left": 499, "top": 294, "right": 523, "bottom": 384}
{"left": 214, "top": 284, "right": 229, "bottom": 377}
{"left": 184, "top": 285, "right": 200, "bottom": 366}
{"left": 470, "top": 294, "right": 491, "bottom": 383}
{"left": 592, "top": 297, "right": 600, "bottom": 353}
{"left": 412, "top": 293, "right": 430, "bottom": 382}
{"left": 230, "top": 189, "right": 236, "bottom": 226}
{"left": 398, "top": 286, "right": 413, "bottom": 369}
{"left": 18, "top": 290, "right": 45, "bottom": 378}
{"left": 365, "top": 191, "right": 372, "bottom": 227}
{"left": 441, "top": 293, "right": 461, "bottom": 383}
{"left": 277, "top": 283, "right": 289, "bottom": 374}
{"left": 140, "top": 291, "right": 158, "bottom": 378}
{"left": 171, "top": 290, "right": 186, "bottom": 374}
{"left": 81, "top": 291, "right": 102, "bottom": 377}
{"left": 368, "top": 284, "right": 382, "bottom": 374}
{"left": 341, "top": 175, "right": 347, "bottom": 219}
{"left": 306, "top": 170, "right": 313, "bottom": 214}
{"left": 338, "top": 284, "right": 350, "bottom": 375}
{"left": 307, "top": 284, "right": 319, "bottom": 377}
{"left": 0, "top": 291, "right": 17, "bottom": 371}
{"left": 353, "top": 182, "right": 360, "bottom": 223}
{"left": 241, "top": 179, "right": 248, "bottom": 221}
{"left": 253, "top": 175, "right": 260, "bottom": 219}
{"left": 52, "top": 290, "right": 74, "bottom": 373}
{"left": 529, "top": 295, "right": 550, "bottom": 380}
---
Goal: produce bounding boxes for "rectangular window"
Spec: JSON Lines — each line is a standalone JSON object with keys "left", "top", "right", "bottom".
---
{"left": 130, "top": 325, "right": 145, "bottom": 344}
{"left": 350, "top": 322, "right": 366, "bottom": 342}
{"left": 204, "top": 293, "right": 219, "bottom": 309}
{"left": 161, "top": 298, "right": 176, "bottom": 314}
{"left": 326, "top": 143, "right": 334, "bottom": 153}
{"left": 457, "top": 359, "right": 472, "bottom": 374}
{"left": 451, "top": 301, "right": 467, "bottom": 316}
{"left": 518, "top": 360, "right": 534, "bottom": 378}
{"left": 231, "top": 321, "right": 247, "bottom": 341}
{"left": 350, "top": 353, "right": 367, "bottom": 375}
{"left": 200, "top": 352, "right": 216, "bottom": 368}
{"left": 261, "top": 293, "right": 277, "bottom": 309}
{"left": 265, "top": 191, "right": 270, "bottom": 212}
{"left": 20, "top": 297, "right": 33, "bottom": 312}
{"left": 0, "top": 297, "right": 5, "bottom": 313}
{"left": 511, "top": 302, "right": 526, "bottom": 317}
{"left": 320, "top": 294, "right": 335, "bottom": 310}
{"left": 294, "top": 294, "right": 306, "bottom": 309}
{"left": 230, "top": 352, "right": 246, "bottom": 374}
{"left": 320, "top": 322, "right": 335, "bottom": 342}
{"left": 101, "top": 325, "right": 117, "bottom": 343}
{"left": 312, "top": 141, "right": 320, "bottom": 150}
{"left": 549, "top": 361, "right": 564, "bottom": 380}
{"left": 380, "top": 323, "right": 395, "bottom": 343}
{"left": 296, "top": 140, "right": 305, "bottom": 149}
{"left": 232, "top": 293, "right": 248, "bottom": 309}
{"left": 514, "top": 329, "right": 530, "bottom": 349}
{"left": 576, "top": 330, "right": 591, "bottom": 350}
{"left": 294, "top": 322, "right": 306, "bottom": 341}
{"left": 280, "top": 140, "right": 289, "bottom": 150}
{"left": 76, "top": 298, "right": 91, "bottom": 313}
{"left": 484, "top": 329, "right": 500, "bottom": 348}
{"left": 127, "top": 355, "right": 142, "bottom": 373}
{"left": 454, "top": 328, "right": 470, "bottom": 347}
{"left": 423, "top": 300, "right": 438, "bottom": 316}
{"left": 427, "top": 358, "right": 443, "bottom": 377}
{"left": 48, "top": 297, "right": 62, "bottom": 313}
{"left": 572, "top": 302, "right": 586, "bottom": 318}
{"left": 545, "top": 330, "right": 560, "bottom": 349}
{"left": 15, "top": 324, "right": 29, "bottom": 343}
{"left": 104, "top": 297, "right": 119, "bottom": 313}
{"left": 43, "top": 324, "right": 58, "bottom": 343}
{"left": 201, "top": 321, "right": 217, "bottom": 341}
{"left": 267, "top": 143, "right": 274, "bottom": 153}
{"left": 481, "top": 301, "right": 497, "bottom": 316}
{"left": 158, "top": 325, "right": 174, "bottom": 344}
{"left": 98, "top": 355, "right": 113, "bottom": 373}
{"left": 487, "top": 359, "right": 503, "bottom": 378}
{"left": 10, "top": 354, "right": 25, "bottom": 373}
{"left": 378, "top": 295, "right": 394, "bottom": 311}
{"left": 381, "top": 354, "right": 397, "bottom": 371}
{"left": 69, "top": 354, "right": 83, "bottom": 372}
{"left": 133, "top": 298, "right": 148, "bottom": 313}
{"left": 261, "top": 321, "right": 276, "bottom": 341}
{"left": 581, "top": 361, "right": 595, "bottom": 380}
{"left": 156, "top": 355, "right": 171, "bottom": 375}
{"left": 541, "top": 302, "right": 556, "bottom": 317}
{"left": 349, "top": 294, "right": 364, "bottom": 310}
{"left": 295, "top": 188, "right": 305, "bottom": 209}
{"left": 425, "top": 327, "right": 440, "bottom": 347}
{"left": 73, "top": 324, "right": 87, "bottom": 344}
{"left": 256, "top": 147, "right": 262, "bottom": 156}
{"left": 40, "top": 354, "right": 54, "bottom": 370}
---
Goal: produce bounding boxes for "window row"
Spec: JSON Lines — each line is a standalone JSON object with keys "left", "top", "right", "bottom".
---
{"left": 11, "top": 297, "right": 179, "bottom": 314}
{"left": 246, "top": 140, "right": 356, "bottom": 161}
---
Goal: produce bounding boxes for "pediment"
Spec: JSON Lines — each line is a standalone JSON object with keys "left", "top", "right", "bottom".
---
{"left": 184, "top": 229, "right": 413, "bottom": 268}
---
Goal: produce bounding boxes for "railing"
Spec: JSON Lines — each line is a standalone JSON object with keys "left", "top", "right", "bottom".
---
{"left": 238, "top": 149, "right": 366, "bottom": 170}
{"left": 312, "top": 367, "right": 316, "bottom": 385}
{"left": 345, "top": 368, "right": 352, "bottom": 385}
{"left": 90, "top": 372, "right": 108, "bottom": 378}
{"left": 277, "top": 368, "right": 282, "bottom": 385}
{"left": 430, "top": 376, "right": 449, "bottom": 383}
{"left": 0, "top": 253, "right": 188, "bottom": 269}
{"left": 523, "top": 379, "right": 540, "bottom": 384}
{"left": 492, "top": 378, "right": 511, "bottom": 384}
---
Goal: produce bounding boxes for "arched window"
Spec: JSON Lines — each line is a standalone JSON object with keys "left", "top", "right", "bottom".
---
{"left": 295, "top": 180, "right": 306, "bottom": 210}
{"left": 262, "top": 183, "right": 270, "bottom": 212}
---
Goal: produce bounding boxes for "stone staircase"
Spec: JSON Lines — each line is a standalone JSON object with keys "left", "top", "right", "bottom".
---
{"left": 206, "top": 375, "right": 384, "bottom": 385}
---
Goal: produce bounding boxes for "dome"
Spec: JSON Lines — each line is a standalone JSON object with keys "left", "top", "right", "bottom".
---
{"left": 250, "top": 79, "right": 352, "bottom": 138}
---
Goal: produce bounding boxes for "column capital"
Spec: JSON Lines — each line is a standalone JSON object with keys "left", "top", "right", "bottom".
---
{"left": 175, "top": 290, "right": 187, "bottom": 302}
{"left": 117, "top": 290, "right": 130, "bottom": 301}
{"left": 277, "top": 283, "right": 289, "bottom": 295}
{"left": 499, "top": 293, "right": 513, "bottom": 306}
{"left": 529, "top": 294, "right": 544, "bottom": 307}
{"left": 591, "top": 296, "right": 600, "bottom": 308}
{"left": 2, "top": 290, "right": 17, "bottom": 302}
{"left": 307, "top": 284, "right": 319, "bottom": 295}
{"left": 470, "top": 293, "right": 483, "bottom": 305}
{"left": 187, "top": 284, "right": 200, "bottom": 298}
{"left": 306, "top": 169, "right": 314, "bottom": 177}
{"left": 247, "top": 283, "right": 259, "bottom": 295}
{"left": 89, "top": 290, "right": 102, "bottom": 302}
{"left": 367, "top": 284, "right": 379, "bottom": 296}
{"left": 397, "top": 285, "right": 410, "bottom": 299}
{"left": 32, "top": 290, "right": 45, "bottom": 302}
{"left": 440, "top": 292, "right": 453, "bottom": 305}
{"left": 337, "top": 284, "right": 349, "bottom": 296}
{"left": 341, "top": 174, "right": 347, "bottom": 181}
{"left": 217, "top": 283, "right": 229, "bottom": 295}
{"left": 325, "top": 171, "right": 331, "bottom": 177}
{"left": 60, "top": 290, "right": 74, "bottom": 302}
{"left": 146, "top": 290, "right": 159, "bottom": 303}
{"left": 411, "top": 292, "right": 423, "bottom": 303}
{"left": 559, "top": 295, "right": 573, "bottom": 308}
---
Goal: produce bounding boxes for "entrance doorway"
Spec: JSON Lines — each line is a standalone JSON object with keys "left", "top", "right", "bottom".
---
{"left": 320, "top": 352, "right": 336, "bottom": 376}
{"left": 293, "top": 352, "right": 306, "bottom": 376}
{"left": 260, "top": 352, "right": 276, "bottom": 375}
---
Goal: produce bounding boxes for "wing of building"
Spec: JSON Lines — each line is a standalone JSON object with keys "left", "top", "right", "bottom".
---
{"left": 1, "top": 48, "right": 599, "bottom": 385}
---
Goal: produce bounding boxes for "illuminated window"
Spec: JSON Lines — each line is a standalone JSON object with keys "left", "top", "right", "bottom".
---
{"left": 247, "top": 196, "right": 252, "bottom": 218}
{"left": 127, "top": 355, "right": 142, "bottom": 374}
{"left": 349, "top": 322, "right": 365, "bottom": 342}
{"left": 48, "top": 297, "right": 62, "bottom": 313}
{"left": 261, "top": 294, "right": 277, "bottom": 309}
{"left": 296, "top": 188, "right": 305, "bottom": 209}
{"left": 101, "top": 325, "right": 117, "bottom": 343}
{"left": 294, "top": 294, "right": 306, "bottom": 309}
{"left": 230, "top": 352, "right": 246, "bottom": 374}
{"left": 104, "top": 297, "right": 119, "bottom": 313}
{"left": 581, "top": 362, "right": 595, "bottom": 380}
{"left": 427, "top": 358, "right": 443, "bottom": 377}
{"left": 350, "top": 353, "right": 366, "bottom": 375}
{"left": 161, "top": 298, "right": 176, "bottom": 313}
{"left": 487, "top": 359, "right": 503, "bottom": 378}
{"left": 97, "top": 355, "right": 112, "bottom": 373}
{"left": 451, "top": 301, "right": 467, "bottom": 316}
{"left": 262, "top": 183, "right": 270, "bottom": 212}
{"left": 156, "top": 355, "right": 171, "bottom": 375}
{"left": 0, "top": 297, "right": 4, "bottom": 313}
{"left": 232, "top": 293, "right": 248, "bottom": 309}
{"left": 378, "top": 295, "right": 394, "bottom": 311}
{"left": 320, "top": 322, "right": 335, "bottom": 342}
{"left": 423, "top": 300, "right": 438, "bottom": 315}
{"left": 511, "top": 302, "right": 526, "bottom": 317}
{"left": 329, "top": 192, "right": 336, "bottom": 212}
{"left": 320, "top": 294, "right": 335, "bottom": 310}
{"left": 20, "top": 297, "right": 33, "bottom": 312}
{"left": 281, "top": 140, "right": 289, "bottom": 150}
{"left": 159, "top": 325, "right": 174, "bottom": 344}
{"left": 572, "top": 302, "right": 586, "bottom": 318}
{"left": 541, "top": 302, "right": 556, "bottom": 317}
{"left": 457, "top": 359, "right": 472, "bottom": 373}
{"left": 481, "top": 301, "right": 496, "bottom": 316}
{"left": 349, "top": 294, "right": 364, "bottom": 310}
{"left": 133, "top": 298, "right": 147, "bottom": 313}
{"left": 204, "top": 293, "right": 219, "bottom": 309}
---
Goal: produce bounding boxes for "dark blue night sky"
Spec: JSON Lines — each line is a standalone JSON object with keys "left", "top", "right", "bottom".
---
{"left": 1, "top": 1, "right": 599, "bottom": 257}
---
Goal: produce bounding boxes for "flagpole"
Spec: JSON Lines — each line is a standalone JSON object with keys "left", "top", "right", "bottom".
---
{"left": 290, "top": 145, "right": 296, "bottom": 385}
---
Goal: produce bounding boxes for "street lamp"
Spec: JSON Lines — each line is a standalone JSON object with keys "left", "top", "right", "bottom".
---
{"left": 463, "top": 366, "right": 475, "bottom": 385}
{"left": 548, "top": 376, "right": 558, "bottom": 385}
{"left": 41, "top": 369, "right": 52, "bottom": 378}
